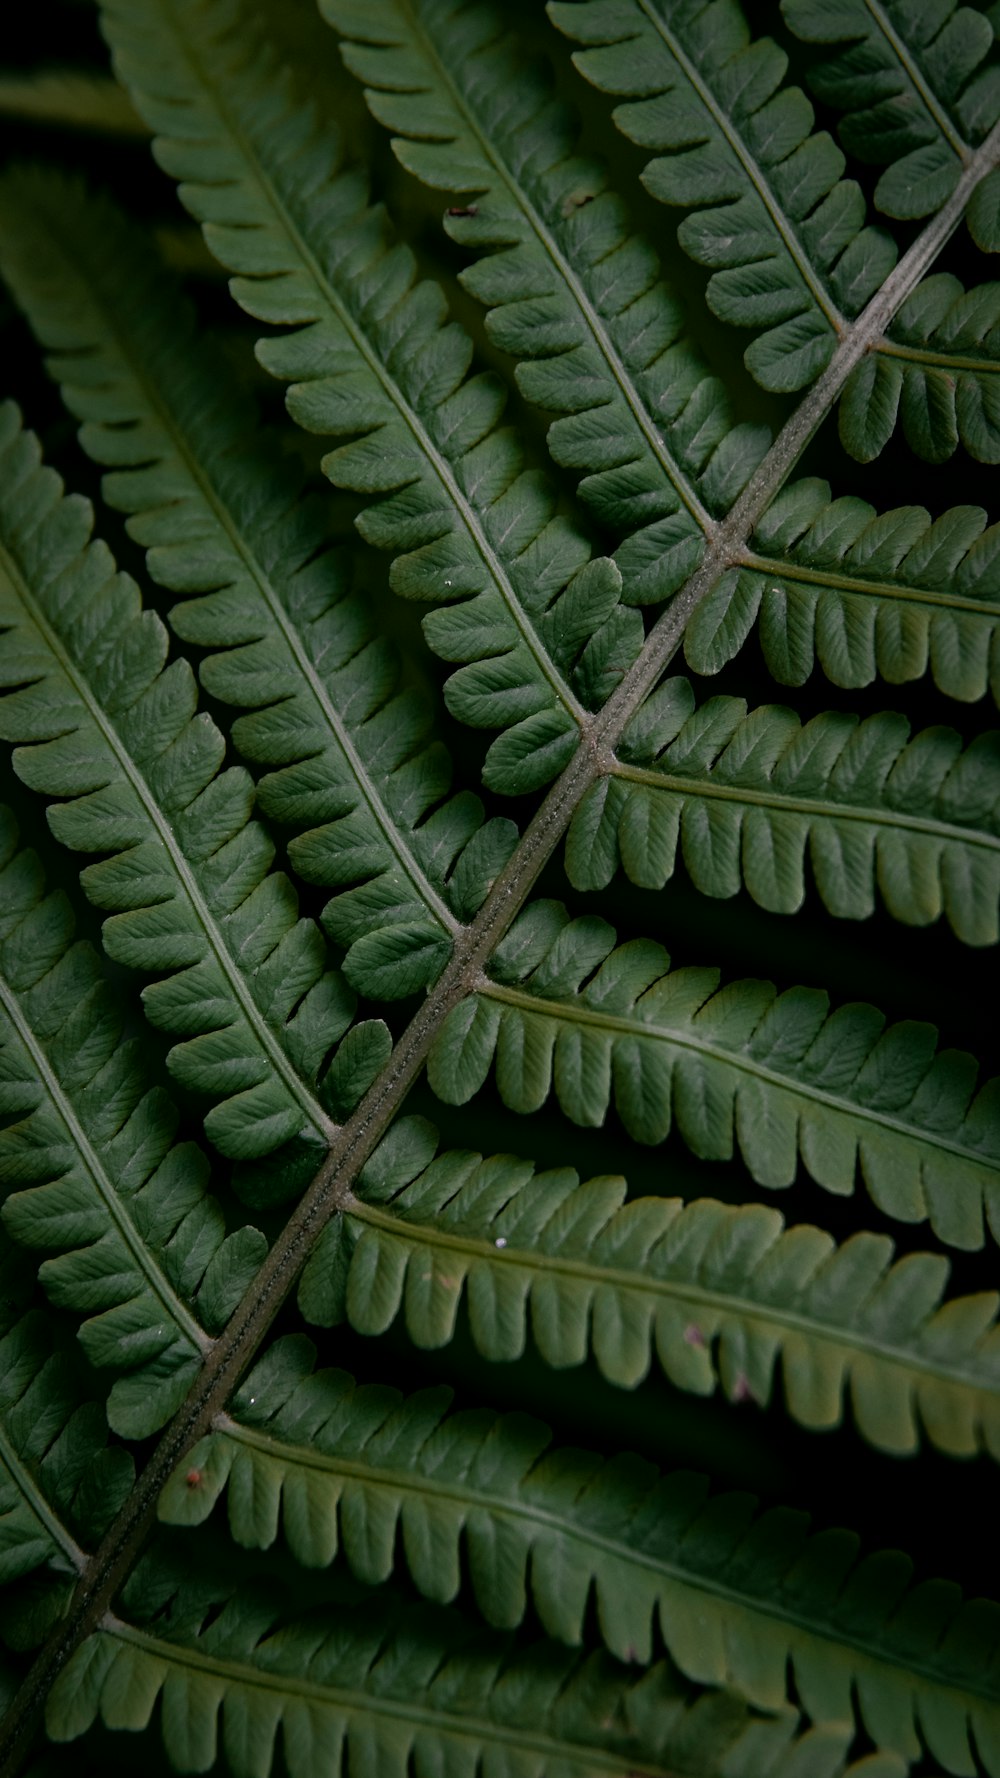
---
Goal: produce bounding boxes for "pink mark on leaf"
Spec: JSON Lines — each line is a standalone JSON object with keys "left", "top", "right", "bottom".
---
{"left": 731, "top": 1374, "right": 752, "bottom": 1404}
{"left": 185, "top": 1468, "right": 203, "bottom": 1490}
{"left": 683, "top": 1324, "right": 705, "bottom": 1347}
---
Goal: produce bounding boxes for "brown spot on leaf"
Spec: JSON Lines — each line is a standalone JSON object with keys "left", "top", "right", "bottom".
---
{"left": 447, "top": 204, "right": 478, "bottom": 217}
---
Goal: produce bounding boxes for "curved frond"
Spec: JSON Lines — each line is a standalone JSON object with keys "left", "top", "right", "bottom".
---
{"left": 0, "top": 70, "right": 145, "bottom": 136}
{"left": 782, "top": 0, "right": 1000, "bottom": 220}
{"left": 841, "top": 273, "right": 1000, "bottom": 465}
{"left": 100, "top": 0, "right": 640, "bottom": 798}
{"left": 322, "top": 0, "right": 773, "bottom": 596}
{"left": 565, "top": 674, "right": 1000, "bottom": 943}
{"left": 426, "top": 904, "right": 1000, "bottom": 1249}
{"left": 0, "top": 168, "right": 526, "bottom": 1000}
{"left": 0, "top": 810, "right": 267, "bottom": 1436}
{"left": 0, "top": 407, "right": 379, "bottom": 1169}
{"left": 684, "top": 479, "right": 1000, "bottom": 707}
{"left": 0, "top": 1310, "right": 134, "bottom": 1598}
{"left": 297, "top": 1116, "right": 1000, "bottom": 1459}
{"left": 47, "top": 1553, "right": 892, "bottom": 1778}
{"left": 549, "top": 0, "right": 897, "bottom": 392}
{"left": 156, "top": 1333, "right": 1000, "bottom": 1759}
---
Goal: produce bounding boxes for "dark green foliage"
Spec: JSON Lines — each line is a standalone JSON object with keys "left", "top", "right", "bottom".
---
{"left": 2, "top": 1, "right": 1000, "bottom": 1775}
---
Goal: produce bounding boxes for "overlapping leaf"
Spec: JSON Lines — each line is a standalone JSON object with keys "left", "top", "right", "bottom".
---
{"left": 297, "top": 1115, "right": 1000, "bottom": 1459}
{"left": 684, "top": 479, "right": 1000, "bottom": 707}
{"left": 0, "top": 1311, "right": 134, "bottom": 1616}
{"left": 841, "top": 273, "right": 1000, "bottom": 464}
{"left": 155, "top": 1332, "right": 1000, "bottom": 1766}
{"left": 550, "top": 0, "right": 897, "bottom": 392}
{"left": 47, "top": 1549, "right": 904, "bottom": 1778}
{"left": 0, "top": 406, "right": 380, "bottom": 1170}
{"left": 565, "top": 673, "right": 1000, "bottom": 942}
{"left": 0, "top": 168, "right": 525, "bottom": 1000}
{"left": 323, "top": 0, "right": 773, "bottom": 603}
{"left": 100, "top": 0, "right": 641, "bottom": 799}
{"left": 427, "top": 903, "right": 1000, "bottom": 1248}
{"left": 0, "top": 810, "right": 267, "bottom": 1436}
{"left": 783, "top": 0, "right": 1000, "bottom": 223}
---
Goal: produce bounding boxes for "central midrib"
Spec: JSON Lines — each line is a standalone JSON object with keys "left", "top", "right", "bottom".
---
{"left": 347, "top": 1197, "right": 997, "bottom": 1393}
{"left": 173, "top": 19, "right": 585, "bottom": 726}
{"left": 636, "top": 0, "right": 845, "bottom": 329}
{"left": 0, "top": 548, "right": 336, "bottom": 1145}
{"left": 743, "top": 548, "right": 1000, "bottom": 618}
{"left": 220, "top": 1410, "right": 998, "bottom": 1701}
{"left": 615, "top": 757, "right": 1000, "bottom": 852}
{"left": 480, "top": 980, "right": 996, "bottom": 1173}
{"left": 402, "top": 0, "right": 717, "bottom": 538}
{"left": 0, "top": 974, "right": 208, "bottom": 1352}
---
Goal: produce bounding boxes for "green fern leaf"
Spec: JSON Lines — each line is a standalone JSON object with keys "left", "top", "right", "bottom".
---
{"left": 684, "top": 479, "right": 1000, "bottom": 705}
{"left": 0, "top": 809, "right": 269, "bottom": 1435}
{"left": 0, "top": 1310, "right": 133, "bottom": 1597}
{"left": 155, "top": 1332, "right": 1000, "bottom": 1758}
{"left": 549, "top": 0, "right": 898, "bottom": 392}
{"left": 297, "top": 1116, "right": 1000, "bottom": 1459}
{"left": 841, "top": 272, "right": 1000, "bottom": 463}
{"left": 0, "top": 168, "right": 526, "bottom": 998}
{"left": 426, "top": 905, "right": 1000, "bottom": 1248}
{"left": 46, "top": 1548, "right": 899, "bottom": 1778}
{"left": 0, "top": 70, "right": 145, "bottom": 136}
{"left": 782, "top": 0, "right": 1000, "bottom": 220}
{"left": 0, "top": 409, "right": 380, "bottom": 1168}
{"left": 565, "top": 674, "right": 1000, "bottom": 941}
{"left": 99, "top": 0, "right": 641, "bottom": 797}
{"left": 321, "top": 0, "right": 773, "bottom": 596}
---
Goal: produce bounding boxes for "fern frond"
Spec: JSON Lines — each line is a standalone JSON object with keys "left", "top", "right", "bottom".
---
{"left": 782, "top": 0, "right": 1000, "bottom": 222}
{"left": 565, "top": 674, "right": 1000, "bottom": 942}
{"left": 0, "top": 1311, "right": 134, "bottom": 1595}
{"left": 321, "top": 0, "right": 774, "bottom": 598}
{"left": 46, "top": 1553, "right": 889, "bottom": 1778}
{"left": 840, "top": 272, "right": 1000, "bottom": 464}
{"left": 155, "top": 1333, "right": 1000, "bottom": 1757}
{"left": 0, "top": 169, "right": 526, "bottom": 1000}
{"left": 549, "top": 0, "right": 897, "bottom": 393}
{"left": 297, "top": 1116, "right": 1000, "bottom": 1459}
{"left": 684, "top": 479, "right": 1000, "bottom": 706}
{"left": 100, "top": 0, "right": 639, "bottom": 798}
{"left": 0, "top": 70, "right": 145, "bottom": 136}
{"left": 426, "top": 905, "right": 1000, "bottom": 1249}
{"left": 0, "top": 809, "right": 270, "bottom": 1436}
{"left": 0, "top": 408, "right": 381, "bottom": 1169}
